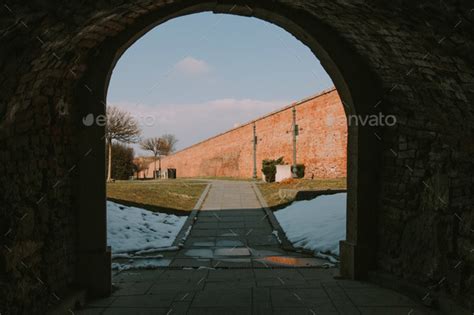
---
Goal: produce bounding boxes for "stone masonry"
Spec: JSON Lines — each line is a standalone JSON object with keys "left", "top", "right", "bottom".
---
{"left": 0, "top": 0, "right": 473, "bottom": 313}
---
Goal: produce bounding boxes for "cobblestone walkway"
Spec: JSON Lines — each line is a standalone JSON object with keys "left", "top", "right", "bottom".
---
{"left": 80, "top": 180, "right": 429, "bottom": 314}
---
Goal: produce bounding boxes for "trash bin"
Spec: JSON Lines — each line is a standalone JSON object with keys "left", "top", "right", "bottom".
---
{"left": 167, "top": 168, "right": 176, "bottom": 179}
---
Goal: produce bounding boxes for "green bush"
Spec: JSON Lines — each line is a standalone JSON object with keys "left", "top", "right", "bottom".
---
{"left": 106, "top": 143, "right": 136, "bottom": 180}
{"left": 261, "top": 157, "right": 285, "bottom": 182}
{"left": 294, "top": 164, "right": 305, "bottom": 178}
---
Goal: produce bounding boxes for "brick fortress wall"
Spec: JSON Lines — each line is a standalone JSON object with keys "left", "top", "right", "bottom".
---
{"left": 156, "top": 88, "right": 347, "bottom": 179}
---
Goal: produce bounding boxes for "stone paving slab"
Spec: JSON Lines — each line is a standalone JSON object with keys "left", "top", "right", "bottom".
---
{"left": 204, "top": 280, "right": 257, "bottom": 289}
{"left": 187, "top": 307, "right": 251, "bottom": 315}
{"left": 82, "top": 267, "right": 430, "bottom": 314}
{"left": 110, "top": 295, "right": 174, "bottom": 308}
{"left": 358, "top": 306, "right": 427, "bottom": 315}
{"left": 80, "top": 180, "right": 430, "bottom": 314}
{"left": 207, "top": 269, "right": 255, "bottom": 280}
{"left": 344, "top": 287, "right": 418, "bottom": 307}
{"left": 77, "top": 308, "right": 106, "bottom": 314}
{"left": 192, "top": 288, "right": 251, "bottom": 307}
{"left": 113, "top": 270, "right": 164, "bottom": 283}
{"left": 210, "top": 258, "right": 253, "bottom": 268}
{"left": 170, "top": 258, "right": 212, "bottom": 267}
{"left": 321, "top": 283, "right": 360, "bottom": 314}
{"left": 111, "top": 282, "right": 155, "bottom": 296}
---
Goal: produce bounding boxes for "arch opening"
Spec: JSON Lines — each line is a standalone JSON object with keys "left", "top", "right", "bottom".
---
{"left": 75, "top": 1, "right": 381, "bottom": 296}
{"left": 3, "top": 1, "right": 474, "bottom": 312}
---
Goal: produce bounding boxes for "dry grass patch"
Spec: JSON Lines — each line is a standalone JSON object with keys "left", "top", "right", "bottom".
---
{"left": 107, "top": 179, "right": 207, "bottom": 214}
{"left": 257, "top": 178, "right": 347, "bottom": 208}
{"left": 182, "top": 176, "right": 254, "bottom": 181}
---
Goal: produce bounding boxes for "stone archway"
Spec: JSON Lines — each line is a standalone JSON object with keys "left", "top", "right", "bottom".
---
{"left": 75, "top": 1, "right": 381, "bottom": 296}
{"left": 1, "top": 1, "right": 472, "bottom": 312}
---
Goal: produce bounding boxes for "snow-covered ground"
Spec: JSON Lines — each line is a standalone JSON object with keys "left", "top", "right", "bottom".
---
{"left": 107, "top": 201, "right": 187, "bottom": 255}
{"left": 274, "top": 193, "right": 346, "bottom": 258}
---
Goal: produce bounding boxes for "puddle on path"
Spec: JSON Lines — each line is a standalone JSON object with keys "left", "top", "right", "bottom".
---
{"left": 254, "top": 256, "right": 326, "bottom": 267}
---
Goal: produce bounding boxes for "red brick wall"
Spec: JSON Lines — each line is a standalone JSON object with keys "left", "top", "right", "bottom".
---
{"left": 159, "top": 88, "right": 347, "bottom": 179}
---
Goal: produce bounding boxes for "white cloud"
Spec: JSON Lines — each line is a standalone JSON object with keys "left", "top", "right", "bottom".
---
{"left": 110, "top": 98, "right": 288, "bottom": 155}
{"left": 174, "top": 56, "right": 211, "bottom": 76}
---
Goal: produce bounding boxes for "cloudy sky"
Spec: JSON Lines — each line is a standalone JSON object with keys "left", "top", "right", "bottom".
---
{"left": 107, "top": 12, "right": 333, "bottom": 154}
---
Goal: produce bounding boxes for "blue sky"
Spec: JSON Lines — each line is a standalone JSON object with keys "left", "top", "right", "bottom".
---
{"left": 108, "top": 12, "right": 333, "bottom": 153}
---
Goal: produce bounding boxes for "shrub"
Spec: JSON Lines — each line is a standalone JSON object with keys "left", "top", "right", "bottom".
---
{"left": 106, "top": 143, "right": 136, "bottom": 180}
{"left": 294, "top": 164, "right": 305, "bottom": 178}
{"left": 261, "top": 157, "right": 285, "bottom": 182}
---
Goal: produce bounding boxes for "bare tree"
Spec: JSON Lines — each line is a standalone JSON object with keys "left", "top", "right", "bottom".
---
{"left": 140, "top": 134, "right": 178, "bottom": 178}
{"left": 106, "top": 106, "right": 141, "bottom": 182}
{"left": 160, "top": 134, "right": 178, "bottom": 156}
{"left": 132, "top": 157, "right": 149, "bottom": 179}
{"left": 140, "top": 137, "right": 166, "bottom": 179}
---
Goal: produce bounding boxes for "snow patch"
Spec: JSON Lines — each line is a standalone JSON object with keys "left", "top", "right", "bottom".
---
{"left": 112, "top": 259, "right": 171, "bottom": 271}
{"left": 107, "top": 201, "right": 187, "bottom": 254}
{"left": 134, "top": 247, "right": 179, "bottom": 255}
{"left": 274, "top": 193, "right": 346, "bottom": 258}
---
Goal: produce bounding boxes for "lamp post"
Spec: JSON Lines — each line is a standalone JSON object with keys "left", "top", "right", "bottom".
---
{"left": 292, "top": 106, "right": 298, "bottom": 178}
{"left": 252, "top": 122, "right": 257, "bottom": 179}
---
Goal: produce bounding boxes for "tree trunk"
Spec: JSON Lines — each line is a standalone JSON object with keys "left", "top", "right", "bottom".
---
{"left": 106, "top": 139, "right": 112, "bottom": 182}
{"left": 153, "top": 155, "right": 157, "bottom": 179}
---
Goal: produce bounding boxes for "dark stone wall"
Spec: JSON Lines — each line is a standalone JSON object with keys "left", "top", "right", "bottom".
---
{"left": 0, "top": 0, "right": 472, "bottom": 313}
{"left": 0, "top": 3, "right": 82, "bottom": 314}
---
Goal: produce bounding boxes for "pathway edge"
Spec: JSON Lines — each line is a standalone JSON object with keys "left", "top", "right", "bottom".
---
{"left": 251, "top": 182, "right": 295, "bottom": 251}
{"left": 172, "top": 182, "right": 212, "bottom": 247}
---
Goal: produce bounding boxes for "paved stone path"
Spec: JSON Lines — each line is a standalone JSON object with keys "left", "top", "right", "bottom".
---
{"left": 80, "top": 180, "right": 429, "bottom": 314}
{"left": 171, "top": 180, "right": 319, "bottom": 269}
{"left": 201, "top": 180, "right": 262, "bottom": 210}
